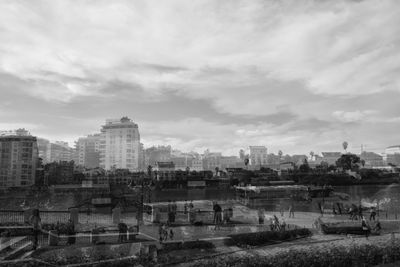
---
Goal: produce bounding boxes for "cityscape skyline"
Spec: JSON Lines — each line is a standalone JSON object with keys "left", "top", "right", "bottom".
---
{"left": 1, "top": 0, "right": 400, "bottom": 156}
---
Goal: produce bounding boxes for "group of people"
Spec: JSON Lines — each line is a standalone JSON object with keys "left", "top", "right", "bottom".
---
{"left": 158, "top": 223, "right": 174, "bottom": 242}
{"left": 277, "top": 204, "right": 295, "bottom": 218}
{"left": 270, "top": 215, "right": 287, "bottom": 231}
{"left": 361, "top": 215, "right": 381, "bottom": 239}
{"left": 258, "top": 209, "right": 287, "bottom": 231}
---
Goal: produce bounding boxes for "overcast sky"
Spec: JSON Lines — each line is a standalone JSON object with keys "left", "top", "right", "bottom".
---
{"left": 0, "top": 0, "right": 399, "bottom": 156}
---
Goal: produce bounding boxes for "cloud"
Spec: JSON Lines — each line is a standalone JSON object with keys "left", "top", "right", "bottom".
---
{"left": 0, "top": 0, "right": 399, "bottom": 155}
{"left": 332, "top": 110, "right": 377, "bottom": 122}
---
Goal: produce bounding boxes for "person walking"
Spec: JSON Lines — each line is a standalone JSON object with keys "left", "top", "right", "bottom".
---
{"left": 67, "top": 219, "right": 76, "bottom": 245}
{"left": 29, "top": 209, "right": 41, "bottom": 250}
{"left": 288, "top": 204, "right": 294, "bottom": 218}
{"left": 258, "top": 209, "right": 265, "bottom": 225}
{"left": 370, "top": 208, "right": 377, "bottom": 221}
{"left": 184, "top": 200, "right": 188, "bottom": 215}
{"left": 158, "top": 223, "right": 164, "bottom": 242}
{"left": 171, "top": 201, "right": 178, "bottom": 223}
{"left": 279, "top": 204, "right": 284, "bottom": 217}
{"left": 361, "top": 216, "right": 370, "bottom": 239}
{"left": 167, "top": 200, "right": 173, "bottom": 224}
{"left": 373, "top": 219, "right": 382, "bottom": 234}
{"left": 213, "top": 202, "right": 222, "bottom": 230}
{"left": 162, "top": 224, "right": 168, "bottom": 241}
{"left": 169, "top": 228, "right": 174, "bottom": 240}
{"left": 281, "top": 217, "right": 287, "bottom": 231}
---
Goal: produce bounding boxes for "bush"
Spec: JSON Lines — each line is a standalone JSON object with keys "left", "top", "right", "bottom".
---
{"left": 187, "top": 238, "right": 400, "bottom": 267}
{"left": 228, "top": 228, "right": 311, "bottom": 247}
{"left": 161, "top": 240, "right": 215, "bottom": 252}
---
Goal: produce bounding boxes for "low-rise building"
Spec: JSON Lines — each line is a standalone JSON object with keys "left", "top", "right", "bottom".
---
{"left": 321, "top": 152, "right": 342, "bottom": 166}
{"left": 249, "top": 146, "right": 268, "bottom": 166}
{"left": 360, "top": 151, "right": 384, "bottom": 167}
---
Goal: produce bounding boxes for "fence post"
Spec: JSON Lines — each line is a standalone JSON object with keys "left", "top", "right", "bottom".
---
{"left": 112, "top": 207, "right": 121, "bottom": 225}
{"left": 23, "top": 209, "right": 33, "bottom": 224}
{"left": 48, "top": 230, "right": 58, "bottom": 246}
{"left": 70, "top": 208, "right": 79, "bottom": 226}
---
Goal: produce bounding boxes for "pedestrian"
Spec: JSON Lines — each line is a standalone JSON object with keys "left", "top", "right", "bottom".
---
{"left": 213, "top": 202, "right": 222, "bottom": 229}
{"left": 171, "top": 201, "right": 178, "bottom": 223}
{"left": 184, "top": 200, "right": 188, "bottom": 214}
{"left": 274, "top": 215, "right": 281, "bottom": 231}
{"left": 374, "top": 219, "right": 382, "bottom": 234}
{"left": 370, "top": 208, "right": 377, "bottom": 221}
{"left": 189, "top": 200, "right": 194, "bottom": 210}
{"left": 162, "top": 224, "right": 168, "bottom": 241}
{"left": 358, "top": 204, "right": 363, "bottom": 219}
{"left": 29, "top": 209, "right": 41, "bottom": 250}
{"left": 258, "top": 208, "right": 265, "bottom": 225}
{"left": 337, "top": 203, "right": 342, "bottom": 215}
{"left": 361, "top": 216, "right": 370, "bottom": 239}
{"left": 167, "top": 200, "right": 173, "bottom": 224}
{"left": 67, "top": 219, "right": 76, "bottom": 245}
{"left": 279, "top": 204, "right": 284, "bottom": 217}
{"left": 270, "top": 217, "right": 275, "bottom": 231}
{"left": 281, "top": 217, "right": 287, "bottom": 231}
{"left": 169, "top": 228, "right": 174, "bottom": 240}
{"left": 289, "top": 204, "right": 294, "bottom": 218}
{"left": 118, "top": 222, "right": 127, "bottom": 243}
{"left": 158, "top": 223, "right": 164, "bottom": 242}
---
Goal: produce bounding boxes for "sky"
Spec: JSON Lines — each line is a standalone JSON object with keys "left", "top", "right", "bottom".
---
{"left": 0, "top": 0, "right": 399, "bottom": 156}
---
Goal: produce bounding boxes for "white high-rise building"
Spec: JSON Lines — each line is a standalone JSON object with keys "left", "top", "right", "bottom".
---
{"left": 249, "top": 146, "right": 268, "bottom": 166}
{"left": 99, "top": 117, "right": 140, "bottom": 172}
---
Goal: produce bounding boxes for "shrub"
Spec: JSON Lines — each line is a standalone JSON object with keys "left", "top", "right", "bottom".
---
{"left": 228, "top": 228, "right": 311, "bottom": 247}
{"left": 187, "top": 238, "right": 400, "bottom": 267}
{"left": 161, "top": 240, "right": 215, "bottom": 252}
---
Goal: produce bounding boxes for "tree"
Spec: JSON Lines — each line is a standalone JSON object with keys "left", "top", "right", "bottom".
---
{"left": 342, "top": 141, "right": 348, "bottom": 153}
{"left": 336, "top": 154, "right": 360, "bottom": 171}
{"left": 147, "top": 165, "right": 153, "bottom": 177}
{"left": 215, "top": 167, "right": 220, "bottom": 176}
{"left": 360, "top": 159, "right": 365, "bottom": 167}
{"left": 299, "top": 158, "right": 311, "bottom": 173}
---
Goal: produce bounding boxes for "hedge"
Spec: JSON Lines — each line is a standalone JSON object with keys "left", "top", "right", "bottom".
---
{"left": 227, "top": 228, "right": 312, "bottom": 247}
{"left": 160, "top": 240, "right": 215, "bottom": 252}
{"left": 187, "top": 237, "right": 400, "bottom": 267}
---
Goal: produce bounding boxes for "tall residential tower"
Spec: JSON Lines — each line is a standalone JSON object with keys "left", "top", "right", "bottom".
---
{"left": 0, "top": 129, "right": 38, "bottom": 188}
{"left": 99, "top": 117, "right": 140, "bottom": 172}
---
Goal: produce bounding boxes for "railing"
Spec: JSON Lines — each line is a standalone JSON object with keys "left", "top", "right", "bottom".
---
{"left": 0, "top": 210, "right": 137, "bottom": 226}
{"left": 0, "top": 210, "right": 25, "bottom": 224}
{"left": 39, "top": 211, "right": 70, "bottom": 224}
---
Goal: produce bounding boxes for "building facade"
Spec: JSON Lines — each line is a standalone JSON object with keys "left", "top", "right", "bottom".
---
{"left": 0, "top": 129, "right": 38, "bottom": 188}
{"left": 99, "top": 117, "right": 140, "bottom": 172}
{"left": 321, "top": 152, "right": 342, "bottom": 166}
{"left": 384, "top": 146, "right": 400, "bottom": 166}
{"left": 249, "top": 146, "right": 268, "bottom": 166}
{"left": 75, "top": 134, "right": 101, "bottom": 169}
{"left": 144, "top": 146, "right": 171, "bottom": 167}
{"left": 360, "top": 151, "right": 384, "bottom": 167}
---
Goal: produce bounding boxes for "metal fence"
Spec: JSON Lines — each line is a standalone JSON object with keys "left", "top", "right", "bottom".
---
{"left": 0, "top": 209, "right": 137, "bottom": 226}
{"left": 0, "top": 210, "right": 25, "bottom": 224}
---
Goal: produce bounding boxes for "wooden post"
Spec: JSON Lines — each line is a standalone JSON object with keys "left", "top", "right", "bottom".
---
{"left": 70, "top": 208, "right": 79, "bottom": 226}
{"left": 112, "top": 207, "right": 121, "bottom": 225}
